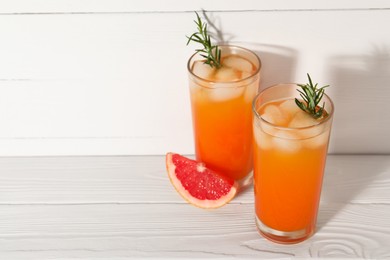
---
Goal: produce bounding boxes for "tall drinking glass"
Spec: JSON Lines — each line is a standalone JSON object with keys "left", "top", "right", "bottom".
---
{"left": 252, "top": 83, "right": 334, "bottom": 243}
{"left": 188, "top": 45, "right": 261, "bottom": 188}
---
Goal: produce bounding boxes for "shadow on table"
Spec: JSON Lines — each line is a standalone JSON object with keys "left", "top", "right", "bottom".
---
{"left": 318, "top": 44, "right": 390, "bottom": 228}
{"left": 319, "top": 155, "right": 390, "bottom": 229}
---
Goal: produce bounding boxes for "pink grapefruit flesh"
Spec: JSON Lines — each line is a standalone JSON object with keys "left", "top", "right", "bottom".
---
{"left": 166, "top": 153, "right": 238, "bottom": 209}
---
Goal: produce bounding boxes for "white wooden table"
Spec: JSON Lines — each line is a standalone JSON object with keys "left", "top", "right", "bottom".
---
{"left": 1, "top": 155, "right": 389, "bottom": 259}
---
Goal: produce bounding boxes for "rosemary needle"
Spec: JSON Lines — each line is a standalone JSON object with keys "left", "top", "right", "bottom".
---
{"left": 186, "top": 12, "right": 222, "bottom": 69}
{"left": 295, "top": 74, "right": 330, "bottom": 119}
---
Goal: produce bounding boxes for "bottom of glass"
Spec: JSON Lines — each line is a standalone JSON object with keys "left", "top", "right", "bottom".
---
{"left": 255, "top": 216, "right": 314, "bottom": 244}
{"left": 237, "top": 171, "right": 253, "bottom": 190}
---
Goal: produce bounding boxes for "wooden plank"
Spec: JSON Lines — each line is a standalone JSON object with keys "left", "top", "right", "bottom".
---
{"left": 0, "top": 7, "right": 388, "bottom": 155}
{"left": 0, "top": 203, "right": 389, "bottom": 259}
{"left": 0, "top": 155, "right": 389, "bottom": 258}
{"left": 1, "top": 155, "right": 389, "bottom": 204}
{"left": 0, "top": 12, "right": 194, "bottom": 156}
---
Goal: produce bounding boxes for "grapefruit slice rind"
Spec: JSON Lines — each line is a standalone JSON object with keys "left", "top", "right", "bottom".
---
{"left": 166, "top": 152, "right": 238, "bottom": 209}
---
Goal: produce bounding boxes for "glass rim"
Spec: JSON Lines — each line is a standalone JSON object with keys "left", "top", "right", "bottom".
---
{"left": 252, "top": 83, "right": 335, "bottom": 131}
{"left": 187, "top": 45, "right": 261, "bottom": 88}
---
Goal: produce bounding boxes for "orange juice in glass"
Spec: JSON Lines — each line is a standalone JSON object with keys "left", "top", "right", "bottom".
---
{"left": 188, "top": 45, "right": 261, "bottom": 187}
{"left": 252, "top": 83, "right": 334, "bottom": 243}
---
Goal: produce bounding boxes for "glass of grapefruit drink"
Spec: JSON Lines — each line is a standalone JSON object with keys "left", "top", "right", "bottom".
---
{"left": 252, "top": 80, "right": 334, "bottom": 243}
{"left": 188, "top": 45, "right": 261, "bottom": 188}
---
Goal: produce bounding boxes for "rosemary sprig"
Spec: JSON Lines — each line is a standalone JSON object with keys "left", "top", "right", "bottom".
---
{"left": 295, "top": 74, "right": 330, "bottom": 119}
{"left": 186, "top": 12, "right": 222, "bottom": 69}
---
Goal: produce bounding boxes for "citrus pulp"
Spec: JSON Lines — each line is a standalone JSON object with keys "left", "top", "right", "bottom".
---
{"left": 166, "top": 153, "right": 238, "bottom": 209}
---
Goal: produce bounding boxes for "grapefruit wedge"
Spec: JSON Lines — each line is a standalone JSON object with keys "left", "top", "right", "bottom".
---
{"left": 166, "top": 153, "right": 238, "bottom": 209}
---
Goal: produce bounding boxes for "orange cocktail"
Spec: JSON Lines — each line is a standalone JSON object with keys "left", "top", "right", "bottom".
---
{"left": 188, "top": 45, "right": 261, "bottom": 187}
{"left": 252, "top": 83, "right": 334, "bottom": 243}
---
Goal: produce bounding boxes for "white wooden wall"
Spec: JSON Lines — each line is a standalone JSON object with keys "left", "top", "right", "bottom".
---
{"left": 0, "top": 0, "right": 389, "bottom": 156}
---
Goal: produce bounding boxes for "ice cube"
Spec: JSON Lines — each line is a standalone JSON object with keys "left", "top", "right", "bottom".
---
{"left": 289, "top": 110, "right": 325, "bottom": 137}
{"left": 289, "top": 110, "right": 320, "bottom": 128}
{"left": 261, "top": 104, "right": 287, "bottom": 125}
{"left": 241, "top": 71, "right": 251, "bottom": 80}
{"left": 223, "top": 56, "right": 253, "bottom": 73}
{"left": 303, "top": 131, "right": 330, "bottom": 149}
{"left": 244, "top": 82, "right": 257, "bottom": 103}
{"left": 192, "top": 60, "right": 215, "bottom": 79}
{"left": 214, "top": 66, "right": 240, "bottom": 82}
{"left": 272, "top": 131, "right": 302, "bottom": 153}
{"left": 207, "top": 84, "right": 243, "bottom": 102}
{"left": 279, "top": 99, "right": 302, "bottom": 117}
{"left": 253, "top": 124, "right": 273, "bottom": 150}
{"left": 254, "top": 113, "right": 275, "bottom": 136}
